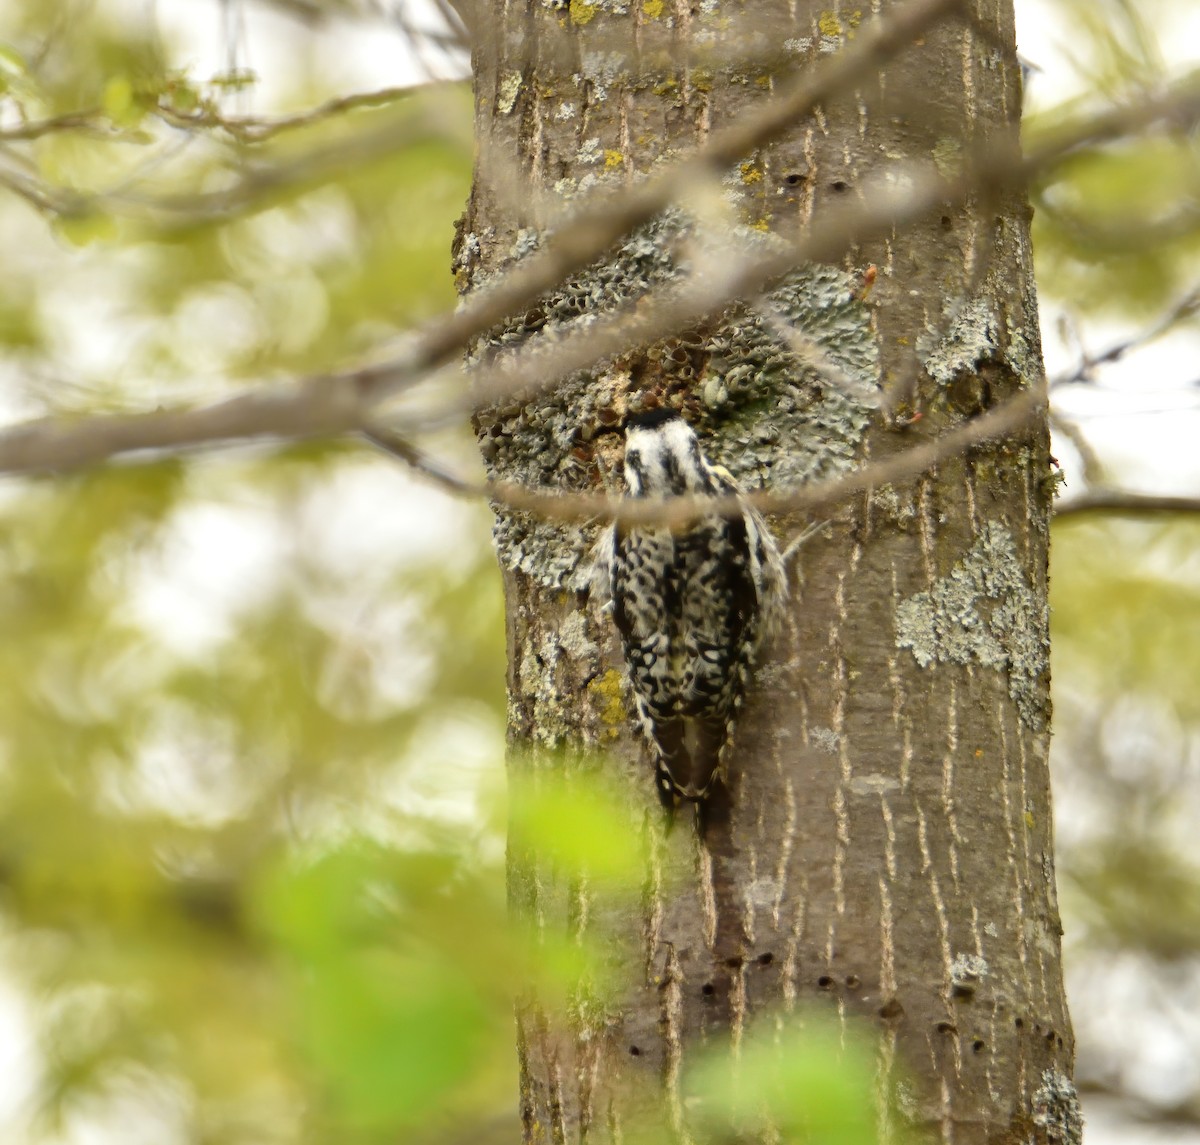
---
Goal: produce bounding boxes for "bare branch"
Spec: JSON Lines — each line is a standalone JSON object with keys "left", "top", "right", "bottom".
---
{"left": 1043, "top": 282, "right": 1200, "bottom": 486}
{"left": 0, "top": 110, "right": 111, "bottom": 141}
{"left": 0, "top": 59, "right": 1195, "bottom": 479}
{"left": 1054, "top": 492, "right": 1200, "bottom": 519}
{"left": 1050, "top": 283, "right": 1200, "bottom": 388}
{"left": 437, "top": 75, "right": 1200, "bottom": 426}
{"left": 0, "top": 375, "right": 371, "bottom": 475}
{"left": 362, "top": 428, "right": 483, "bottom": 499}
{"left": 364, "top": 388, "right": 1044, "bottom": 527}
{"left": 155, "top": 84, "right": 423, "bottom": 143}
{"left": 0, "top": 101, "right": 470, "bottom": 225}
{"left": 1049, "top": 409, "right": 1106, "bottom": 485}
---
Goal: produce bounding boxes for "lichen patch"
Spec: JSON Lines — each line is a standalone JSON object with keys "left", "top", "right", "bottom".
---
{"left": 473, "top": 212, "right": 879, "bottom": 588}
{"left": 1031, "top": 1069, "right": 1083, "bottom": 1145}
{"left": 895, "top": 523, "right": 1048, "bottom": 730}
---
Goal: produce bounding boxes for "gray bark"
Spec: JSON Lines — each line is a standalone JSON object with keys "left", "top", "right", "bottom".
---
{"left": 458, "top": 2, "right": 1076, "bottom": 1142}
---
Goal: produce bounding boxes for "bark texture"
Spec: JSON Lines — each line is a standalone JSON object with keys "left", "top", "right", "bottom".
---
{"left": 458, "top": 2, "right": 1076, "bottom": 1142}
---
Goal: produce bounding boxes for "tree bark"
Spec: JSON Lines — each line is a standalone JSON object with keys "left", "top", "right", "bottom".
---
{"left": 458, "top": 2, "right": 1076, "bottom": 1142}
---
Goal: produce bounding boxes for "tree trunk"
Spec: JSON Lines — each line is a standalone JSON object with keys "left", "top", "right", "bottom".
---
{"left": 458, "top": 2, "right": 1076, "bottom": 1142}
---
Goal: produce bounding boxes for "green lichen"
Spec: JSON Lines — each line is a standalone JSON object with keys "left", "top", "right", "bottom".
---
{"left": 950, "top": 952, "right": 988, "bottom": 990}
{"left": 703, "top": 251, "right": 878, "bottom": 490}
{"left": 920, "top": 284, "right": 1039, "bottom": 393}
{"left": 473, "top": 211, "right": 879, "bottom": 588}
{"left": 559, "top": 611, "right": 599, "bottom": 661}
{"left": 520, "top": 627, "right": 606, "bottom": 747}
{"left": 921, "top": 295, "right": 1000, "bottom": 386}
{"left": 895, "top": 523, "right": 1048, "bottom": 730}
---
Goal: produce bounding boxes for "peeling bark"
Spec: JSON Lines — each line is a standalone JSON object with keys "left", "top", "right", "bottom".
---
{"left": 461, "top": 2, "right": 1075, "bottom": 1142}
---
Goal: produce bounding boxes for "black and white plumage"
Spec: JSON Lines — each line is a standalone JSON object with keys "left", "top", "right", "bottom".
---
{"left": 594, "top": 409, "right": 786, "bottom": 805}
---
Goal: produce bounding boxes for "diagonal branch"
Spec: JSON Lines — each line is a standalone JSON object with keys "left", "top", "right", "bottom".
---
{"left": 366, "top": 387, "right": 1044, "bottom": 527}
{"left": 0, "top": 66, "right": 1195, "bottom": 479}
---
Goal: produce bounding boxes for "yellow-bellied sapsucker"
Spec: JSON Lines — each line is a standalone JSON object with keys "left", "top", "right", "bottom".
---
{"left": 594, "top": 408, "right": 787, "bottom": 806}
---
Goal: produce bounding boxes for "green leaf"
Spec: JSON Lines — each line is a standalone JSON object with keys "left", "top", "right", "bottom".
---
{"left": 53, "top": 211, "right": 118, "bottom": 247}
{"left": 102, "top": 74, "right": 141, "bottom": 126}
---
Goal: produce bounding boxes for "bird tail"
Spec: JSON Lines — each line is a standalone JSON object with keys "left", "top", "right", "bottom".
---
{"left": 650, "top": 715, "right": 726, "bottom": 805}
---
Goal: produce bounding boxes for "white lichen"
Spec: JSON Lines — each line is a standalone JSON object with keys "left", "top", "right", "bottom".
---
{"left": 580, "top": 50, "right": 628, "bottom": 101}
{"left": 810, "top": 726, "right": 841, "bottom": 755}
{"left": 950, "top": 952, "right": 988, "bottom": 986}
{"left": 921, "top": 295, "right": 1000, "bottom": 386}
{"left": 895, "top": 523, "right": 1048, "bottom": 730}
{"left": 1031, "top": 1069, "right": 1083, "bottom": 1145}
{"left": 577, "top": 136, "right": 604, "bottom": 165}
{"left": 558, "top": 611, "right": 598, "bottom": 661}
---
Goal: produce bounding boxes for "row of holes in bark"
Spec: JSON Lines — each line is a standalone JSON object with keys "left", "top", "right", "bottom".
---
{"left": 688, "top": 964, "right": 1065, "bottom": 1051}
{"left": 629, "top": 1019, "right": 1062, "bottom": 1059}
{"left": 781, "top": 172, "right": 850, "bottom": 192}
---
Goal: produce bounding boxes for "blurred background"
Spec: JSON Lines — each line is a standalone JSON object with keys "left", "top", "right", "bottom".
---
{"left": 0, "top": 0, "right": 1195, "bottom": 1141}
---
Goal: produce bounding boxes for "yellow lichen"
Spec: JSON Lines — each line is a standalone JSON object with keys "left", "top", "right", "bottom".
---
{"left": 849, "top": 9, "right": 862, "bottom": 27}
{"left": 749, "top": 217, "right": 771, "bottom": 231}
{"left": 570, "top": 0, "right": 599, "bottom": 25}
{"left": 740, "top": 161, "right": 763, "bottom": 184}
{"left": 818, "top": 11, "right": 842, "bottom": 36}
{"left": 754, "top": 74, "right": 771, "bottom": 88}
{"left": 604, "top": 149, "right": 625, "bottom": 169}
{"left": 652, "top": 77, "right": 678, "bottom": 96}
{"left": 589, "top": 670, "right": 627, "bottom": 728}
{"left": 691, "top": 68, "right": 714, "bottom": 93}
{"left": 642, "top": 0, "right": 664, "bottom": 18}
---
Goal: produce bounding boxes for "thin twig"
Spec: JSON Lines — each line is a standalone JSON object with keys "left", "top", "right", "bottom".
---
{"left": 1044, "top": 282, "right": 1200, "bottom": 485}
{"left": 0, "top": 110, "right": 111, "bottom": 141}
{"left": 155, "top": 84, "right": 421, "bottom": 143}
{"left": 1049, "top": 283, "right": 1200, "bottom": 388}
{"left": 361, "top": 428, "right": 483, "bottom": 498}
{"left": 1054, "top": 492, "right": 1200, "bottom": 519}
{"left": 1049, "top": 409, "right": 1106, "bottom": 485}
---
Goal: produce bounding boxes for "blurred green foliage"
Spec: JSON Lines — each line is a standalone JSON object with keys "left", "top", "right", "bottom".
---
{"left": 687, "top": 1023, "right": 888, "bottom": 1145}
{"left": 1050, "top": 519, "right": 1200, "bottom": 964}
{"left": 1025, "top": 0, "right": 1200, "bottom": 316}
